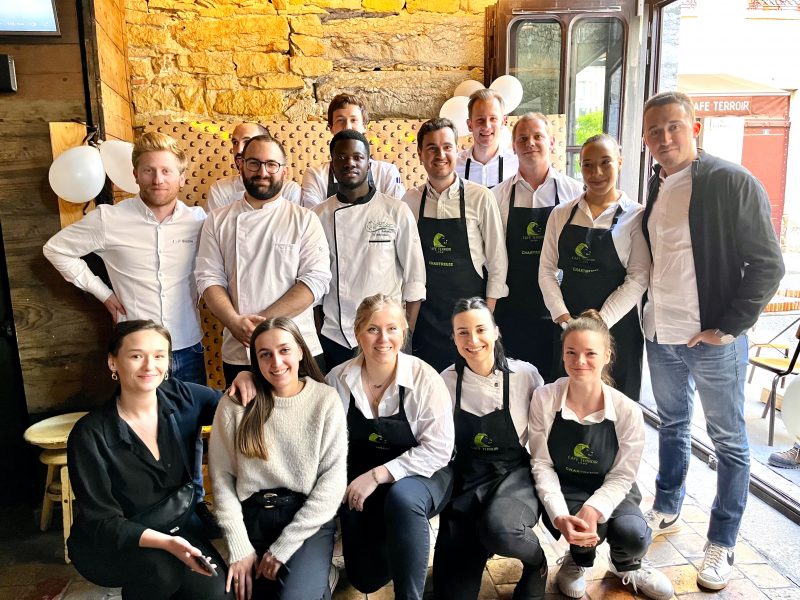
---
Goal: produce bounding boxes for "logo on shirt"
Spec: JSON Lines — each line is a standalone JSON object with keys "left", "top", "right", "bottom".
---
{"left": 574, "top": 243, "right": 592, "bottom": 260}
{"left": 366, "top": 219, "right": 397, "bottom": 242}
{"left": 430, "top": 232, "right": 452, "bottom": 255}
{"left": 525, "top": 221, "right": 543, "bottom": 239}
{"left": 368, "top": 432, "right": 388, "bottom": 445}
{"left": 473, "top": 432, "right": 498, "bottom": 451}
{"left": 568, "top": 442, "right": 599, "bottom": 466}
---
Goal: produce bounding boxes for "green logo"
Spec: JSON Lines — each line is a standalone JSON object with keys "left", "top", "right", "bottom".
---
{"left": 575, "top": 242, "right": 592, "bottom": 259}
{"left": 573, "top": 443, "right": 594, "bottom": 459}
{"left": 369, "top": 432, "right": 388, "bottom": 445}
{"left": 473, "top": 433, "right": 495, "bottom": 448}
{"left": 433, "top": 233, "right": 448, "bottom": 248}
{"left": 526, "top": 221, "right": 543, "bottom": 237}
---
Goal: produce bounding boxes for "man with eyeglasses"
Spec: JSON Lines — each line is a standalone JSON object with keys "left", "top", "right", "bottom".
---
{"left": 196, "top": 134, "right": 332, "bottom": 382}
{"left": 206, "top": 121, "right": 302, "bottom": 212}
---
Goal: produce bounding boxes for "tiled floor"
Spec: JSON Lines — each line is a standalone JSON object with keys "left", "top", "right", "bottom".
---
{"left": 2, "top": 422, "right": 799, "bottom": 600}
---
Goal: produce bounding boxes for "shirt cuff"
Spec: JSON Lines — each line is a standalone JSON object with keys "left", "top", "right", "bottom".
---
{"left": 485, "top": 281, "right": 509, "bottom": 300}
{"left": 384, "top": 459, "right": 407, "bottom": 482}
{"left": 401, "top": 282, "right": 426, "bottom": 302}
{"left": 544, "top": 495, "right": 571, "bottom": 524}
{"left": 549, "top": 300, "right": 570, "bottom": 322}
{"left": 220, "top": 518, "right": 256, "bottom": 564}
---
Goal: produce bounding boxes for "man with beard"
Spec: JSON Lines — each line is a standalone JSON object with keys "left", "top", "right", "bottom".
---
{"left": 44, "top": 131, "right": 208, "bottom": 384}
{"left": 207, "top": 121, "right": 302, "bottom": 211}
{"left": 312, "top": 130, "right": 425, "bottom": 370}
{"left": 196, "top": 134, "right": 331, "bottom": 383}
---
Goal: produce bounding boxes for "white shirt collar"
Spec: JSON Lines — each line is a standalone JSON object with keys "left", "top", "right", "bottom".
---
{"left": 342, "top": 352, "right": 418, "bottom": 393}
{"left": 557, "top": 380, "right": 618, "bottom": 424}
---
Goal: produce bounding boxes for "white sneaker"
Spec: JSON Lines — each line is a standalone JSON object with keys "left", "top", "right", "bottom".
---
{"left": 643, "top": 509, "right": 681, "bottom": 537}
{"left": 328, "top": 564, "right": 339, "bottom": 594}
{"left": 556, "top": 552, "right": 588, "bottom": 598}
{"left": 610, "top": 561, "right": 674, "bottom": 600}
{"left": 697, "top": 541, "right": 734, "bottom": 590}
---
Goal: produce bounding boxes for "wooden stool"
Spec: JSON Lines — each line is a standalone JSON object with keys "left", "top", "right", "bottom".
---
{"left": 38, "top": 449, "right": 73, "bottom": 563}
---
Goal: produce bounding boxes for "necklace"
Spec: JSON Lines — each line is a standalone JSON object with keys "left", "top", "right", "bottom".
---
{"left": 362, "top": 365, "right": 396, "bottom": 406}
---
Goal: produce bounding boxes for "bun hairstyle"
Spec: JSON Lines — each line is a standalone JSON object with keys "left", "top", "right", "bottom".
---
{"left": 561, "top": 309, "right": 615, "bottom": 386}
{"left": 451, "top": 297, "right": 510, "bottom": 374}
{"left": 353, "top": 293, "right": 409, "bottom": 354}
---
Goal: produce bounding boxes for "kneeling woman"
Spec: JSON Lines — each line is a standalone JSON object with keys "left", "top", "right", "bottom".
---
{"left": 326, "top": 294, "right": 454, "bottom": 600}
{"left": 67, "top": 320, "right": 232, "bottom": 600}
{"left": 433, "top": 297, "right": 547, "bottom": 600}
{"left": 210, "top": 318, "right": 347, "bottom": 599}
{"left": 529, "top": 311, "right": 673, "bottom": 600}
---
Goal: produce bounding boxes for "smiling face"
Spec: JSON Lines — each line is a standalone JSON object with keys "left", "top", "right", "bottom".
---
{"left": 330, "top": 138, "right": 370, "bottom": 191}
{"left": 133, "top": 150, "right": 185, "bottom": 212}
{"left": 513, "top": 117, "right": 553, "bottom": 172}
{"left": 420, "top": 127, "right": 458, "bottom": 185}
{"left": 241, "top": 139, "right": 286, "bottom": 202}
{"left": 467, "top": 97, "right": 505, "bottom": 154}
{"left": 453, "top": 308, "right": 499, "bottom": 375}
{"left": 643, "top": 101, "right": 701, "bottom": 176}
{"left": 580, "top": 138, "right": 622, "bottom": 199}
{"left": 108, "top": 329, "right": 170, "bottom": 395}
{"left": 562, "top": 329, "right": 611, "bottom": 383}
{"left": 356, "top": 305, "right": 405, "bottom": 368}
{"left": 254, "top": 327, "right": 303, "bottom": 397}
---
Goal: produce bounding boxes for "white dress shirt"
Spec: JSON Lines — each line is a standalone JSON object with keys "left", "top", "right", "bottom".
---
{"left": 440, "top": 359, "right": 543, "bottom": 447}
{"left": 538, "top": 192, "right": 650, "bottom": 327}
{"left": 301, "top": 160, "right": 405, "bottom": 208}
{"left": 43, "top": 196, "right": 205, "bottom": 350}
{"left": 207, "top": 175, "right": 301, "bottom": 212}
{"left": 642, "top": 166, "right": 701, "bottom": 344}
{"left": 195, "top": 197, "right": 331, "bottom": 363}
{"left": 456, "top": 146, "right": 519, "bottom": 189}
{"left": 326, "top": 352, "right": 455, "bottom": 480}
{"left": 492, "top": 168, "right": 585, "bottom": 232}
{"left": 312, "top": 191, "right": 426, "bottom": 349}
{"left": 528, "top": 378, "right": 644, "bottom": 523}
{"left": 403, "top": 178, "right": 509, "bottom": 300}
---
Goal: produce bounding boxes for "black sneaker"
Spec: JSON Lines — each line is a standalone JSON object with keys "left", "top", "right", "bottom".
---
{"left": 196, "top": 501, "right": 223, "bottom": 539}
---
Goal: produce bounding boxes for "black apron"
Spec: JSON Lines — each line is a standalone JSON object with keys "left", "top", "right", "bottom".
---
{"left": 413, "top": 181, "right": 486, "bottom": 372}
{"left": 449, "top": 366, "right": 530, "bottom": 517}
{"left": 555, "top": 203, "right": 643, "bottom": 400}
{"left": 495, "top": 180, "right": 562, "bottom": 380}
{"left": 464, "top": 155, "right": 503, "bottom": 189}
{"left": 326, "top": 164, "right": 376, "bottom": 198}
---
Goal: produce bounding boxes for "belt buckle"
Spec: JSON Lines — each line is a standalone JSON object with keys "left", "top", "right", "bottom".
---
{"left": 262, "top": 492, "right": 278, "bottom": 509}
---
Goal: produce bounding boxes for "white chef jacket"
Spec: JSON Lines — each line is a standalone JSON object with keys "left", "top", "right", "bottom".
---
{"left": 529, "top": 378, "right": 644, "bottom": 523}
{"left": 492, "top": 168, "right": 585, "bottom": 232}
{"left": 43, "top": 196, "right": 205, "bottom": 351}
{"left": 195, "top": 197, "right": 331, "bottom": 363}
{"left": 326, "top": 352, "right": 454, "bottom": 480}
{"left": 301, "top": 160, "right": 405, "bottom": 208}
{"left": 402, "top": 178, "right": 509, "bottom": 300}
{"left": 440, "top": 358, "right": 543, "bottom": 447}
{"left": 207, "top": 175, "right": 302, "bottom": 212}
{"left": 456, "top": 146, "right": 519, "bottom": 189}
{"left": 312, "top": 191, "right": 426, "bottom": 349}
{"left": 642, "top": 165, "right": 701, "bottom": 344}
{"left": 538, "top": 192, "right": 650, "bottom": 327}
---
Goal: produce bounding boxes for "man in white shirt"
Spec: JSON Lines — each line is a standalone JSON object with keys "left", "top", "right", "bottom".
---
{"left": 313, "top": 130, "right": 425, "bottom": 370}
{"left": 301, "top": 93, "right": 405, "bottom": 208}
{"left": 455, "top": 89, "right": 519, "bottom": 189}
{"left": 44, "top": 132, "right": 207, "bottom": 384}
{"left": 196, "top": 134, "right": 331, "bottom": 383}
{"left": 207, "top": 121, "right": 301, "bottom": 211}
{"left": 640, "top": 91, "right": 784, "bottom": 591}
{"left": 492, "top": 112, "right": 584, "bottom": 379}
{"left": 403, "top": 118, "right": 508, "bottom": 372}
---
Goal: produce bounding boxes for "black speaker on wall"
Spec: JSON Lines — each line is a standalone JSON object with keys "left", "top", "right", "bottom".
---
{"left": 0, "top": 55, "right": 17, "bottom": 93}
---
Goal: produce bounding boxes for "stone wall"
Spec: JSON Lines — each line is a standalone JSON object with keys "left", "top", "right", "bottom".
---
{"left": 126, "top": 0, "right": 495, "bottom": 124}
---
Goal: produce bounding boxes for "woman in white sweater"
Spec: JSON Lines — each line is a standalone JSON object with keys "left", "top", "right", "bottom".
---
{"left": 210, "top": 317, "right": 347, "bottom": 600}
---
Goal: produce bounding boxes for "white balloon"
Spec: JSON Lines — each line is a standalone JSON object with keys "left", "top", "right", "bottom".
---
{"left": 439, "top": 96, "right": 470, "bottom": 140}
{"left": 490, "top": 75, "right": 524, "bottom": 114}
{"left": 453, "top": 79, "right": 485, "bottom": 98}
{"left": 498, "top": 125, "right": 512, "bottom": 151}
{"left": 48, "top": 146, "right": 106, "bottom": 204}
{"left": 100, "top": 140, "right": 139, "bottom": 194}
{"left": 781, "top": 377, "right": 800, "bottom": 439}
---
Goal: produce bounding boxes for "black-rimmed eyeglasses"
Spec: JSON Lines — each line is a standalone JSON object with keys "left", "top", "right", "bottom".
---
{"left": 243, "top": 159, "right": 284, "bottom": 174}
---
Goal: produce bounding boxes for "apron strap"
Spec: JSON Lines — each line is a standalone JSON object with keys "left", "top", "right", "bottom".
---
{"left": 454, "top": 364, "right": 510, "bottom": 412}
{"left": 420, "top": 179, "right": 465, "bottom": 220}
{"left": 464, "top": 158, "right": 471, "bottom": 180}
{"left": 498, "top": 155, "right": 503, "bottom": 184}
{"left": 565, "top": 201, "right": 581, "bottom": 225}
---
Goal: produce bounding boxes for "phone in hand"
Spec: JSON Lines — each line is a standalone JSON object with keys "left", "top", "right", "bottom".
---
{"left": 194, "top": 554, "right": 218, "bottom": 576}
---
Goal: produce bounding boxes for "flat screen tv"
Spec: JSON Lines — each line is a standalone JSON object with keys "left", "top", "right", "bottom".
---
{"left": 0, "top": 0, "right": 60, "bottom": 36}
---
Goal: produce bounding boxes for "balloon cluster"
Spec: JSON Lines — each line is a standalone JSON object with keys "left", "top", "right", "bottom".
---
{"left": 439, "top": 75, "right": 524, "bottom": 142}
{"left": 48, "top": 140, "right": 139, "bottom": 204}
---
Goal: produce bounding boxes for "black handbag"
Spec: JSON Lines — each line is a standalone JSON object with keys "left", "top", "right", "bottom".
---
{"left": 129, "top": 412, "right": 197, "bottom": 535}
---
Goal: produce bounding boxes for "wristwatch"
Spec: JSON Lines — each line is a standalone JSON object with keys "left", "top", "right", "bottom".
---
{"left": 713, "top": 329, "right": 735, "bottom": 344}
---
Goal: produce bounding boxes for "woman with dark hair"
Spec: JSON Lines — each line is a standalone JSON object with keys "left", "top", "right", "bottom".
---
{"left": 67, "top": 320, "right": 234, "bottom": 600}
{"left": 529, "top": 310, "right": 673, "bottom": 600}
{"left": 326, "top": 293, "right": 454, "bottom": 600}
{"left": 433, "top": 297, "right": 547, "bottom": 600}
{"left": 210, "top": 317, "right": 347, "bottom": 600}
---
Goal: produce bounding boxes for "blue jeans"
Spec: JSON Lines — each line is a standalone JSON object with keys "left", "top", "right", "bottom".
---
{"left": 646, "top": 336, "right": 750, "bottom": 547}
{"left": 172, "top": 342, "right": 207, "bottom": 385}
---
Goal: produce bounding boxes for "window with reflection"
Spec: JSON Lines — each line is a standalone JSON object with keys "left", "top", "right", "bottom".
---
{"left": 508, "top": 19, "right": 562, "bottom": 116}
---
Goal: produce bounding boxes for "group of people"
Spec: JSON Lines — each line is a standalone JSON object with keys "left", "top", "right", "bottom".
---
{"left": 46, "top": 87, "right": 784, "bottom": 599}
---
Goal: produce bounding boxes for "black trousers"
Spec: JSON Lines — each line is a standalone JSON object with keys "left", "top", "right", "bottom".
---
{"left": 433, "top": 467, "right": 546, "bottom": 600}
{"left": 319, "top": 336, "right": 355, "bottom": 373}
{"left": 68, "top": 525, "right": 231, "bottom": 600}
